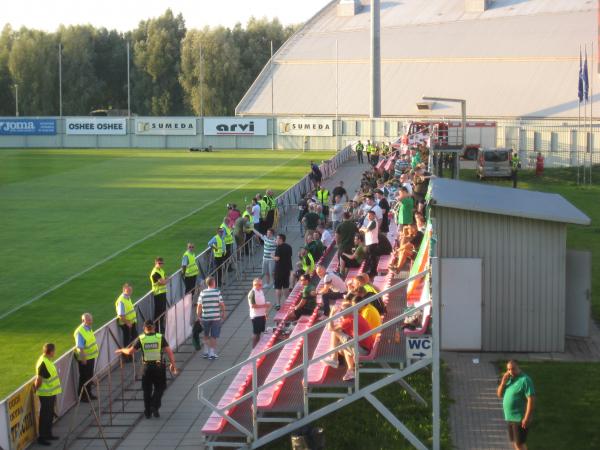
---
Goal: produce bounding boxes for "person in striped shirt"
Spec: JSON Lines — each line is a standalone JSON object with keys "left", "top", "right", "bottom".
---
{"left": 253, "top": 228, "right": 277, "bottom": 289}
{"left": 196, "top": 276, "right": 226, "bottom": 360}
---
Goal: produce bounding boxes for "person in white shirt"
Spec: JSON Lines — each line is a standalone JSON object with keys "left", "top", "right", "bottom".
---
{"left": 247, "top": 278, "right": 271, "bottom": 346}
{"left": 362, "top": 196, "right": 382, "bottom": 227}
{"left": 315, "top": 265, "right": 347, "bottom": 316}
{"left": 360, "top": 210, "right": 379, "bottom": 277}
{"left": 400, "top": 173, "right": 413, "bottom": 195}
{"left": 318, "top": 224, "right": 334, "bottom": 248}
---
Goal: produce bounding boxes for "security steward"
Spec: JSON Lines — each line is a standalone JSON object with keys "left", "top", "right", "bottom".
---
{"left": 242, "top": 206, "right": 254, "bottom": 255}
{"left": 220, "top": 218, "right": 235, "bottom": 272}
{"left": 116, "top": 283, "right": 138, "bottom": 355}
{"left": 511, "top": 151, "right": 521, "bottom": 189}
{"left": 34, "top": 343, "right": 61, "bottom": 446}
{"left": 264, "top": 189, "right": 276, "bottom": 229}
{"left": 150, "top": 257, "right": 168, "bottom": 333}
{"left": 208, "top": 227, "right": 227, "bottom": 287}
{"left": 257, "top": 193, "right": 269, "bottom": 234}
{"left": 181, "top": 242, "right": 200, "bottom": 295}
{"left": 74, "top": 313, "right": 98, "bottom": 401}
{"left": 316, "top": 184, "right": 330, "bottom": 217}
{"left": 355, "top": 140, "right": 365, "bottom": 164}
{"left": 116, "top": 320, "right": 178, "bottom": 419}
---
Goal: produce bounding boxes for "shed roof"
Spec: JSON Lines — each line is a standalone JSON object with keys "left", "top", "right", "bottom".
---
{"left": 236, "top": 0, "right": 597, "bottom": 118}
{"left": 429, "top": 178, "right": 591, "bottom": 225}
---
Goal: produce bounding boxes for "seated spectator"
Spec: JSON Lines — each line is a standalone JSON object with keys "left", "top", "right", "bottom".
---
{"left": 415, "top": 212, "right": 426, "bottom": 233}
{"left": 323, "top": 299, "right": 375, "bottom": 381}
{"left": 376, "top": 231, "right": 393, "bottom": 256}
{"left": 355, "top": 273, "right": 386, "bottom": 314}
{"left": 340, "top": 234, "right": 367, "bottom": 275}
{"left": 315, "top": 265, "right": 347, "bottom": 316}
{"left": 351, "top": 292, "right": 382, "bottom": 331}
{"left": 318, "top": 224, "right": 334, "bottom": 248}
{"left": 306, "top": 232, "right": 325, "bottom": 262}
{"left": 390, "top": 225, "right": 423, "bottom": 273}
{"left": 284, "top": 274, "right": 317, "bottom": 323}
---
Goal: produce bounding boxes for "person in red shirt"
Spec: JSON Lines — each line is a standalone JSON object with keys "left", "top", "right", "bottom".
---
{"left": 322, "top": 298, "right": 374, "bottom": 381}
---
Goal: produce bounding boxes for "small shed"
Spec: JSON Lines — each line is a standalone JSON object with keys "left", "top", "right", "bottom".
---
{"left": 429, "top": 178, "right": 591, "bottom": 352}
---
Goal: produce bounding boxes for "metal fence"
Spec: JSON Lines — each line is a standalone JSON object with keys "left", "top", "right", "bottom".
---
{"left": 0, "top": 144, "right": 353, "bottom": 450}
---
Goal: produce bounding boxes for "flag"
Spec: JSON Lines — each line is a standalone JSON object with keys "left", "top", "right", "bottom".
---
{"left": 583, "top": 49, "right": 589, "bottom": 102}
{"left": 578, "top": 51, "right": 584, "bottom": 102}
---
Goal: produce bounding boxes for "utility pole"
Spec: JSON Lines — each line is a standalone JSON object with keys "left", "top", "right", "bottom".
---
{"left": 15, "top": 84, "right": 19, "bottom": 116}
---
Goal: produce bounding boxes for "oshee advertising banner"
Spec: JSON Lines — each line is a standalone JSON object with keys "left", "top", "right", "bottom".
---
{"left": 203, "top": 117, "right": 267, "bottom": 136}
{"left": 65, "top": 117, "right": 127, "bottom": 135}
{"left": 278, "top": 119, "right": 333, "bottom": 136}
{"left": 0, "top": 118, "right": 56, "bottom": 135}
{"left": 8, "top": 384, "right": 36, "bottom": 450}
{"left": 135, "top": 117, "right": 197, "bottom": 135}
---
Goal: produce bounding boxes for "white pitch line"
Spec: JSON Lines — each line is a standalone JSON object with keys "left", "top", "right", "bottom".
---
{"left": 0, "top": 154, "right": 301, "bottom": 321}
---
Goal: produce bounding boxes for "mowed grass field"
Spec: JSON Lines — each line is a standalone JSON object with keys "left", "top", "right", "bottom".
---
{"left": 0, "top": 148, "right": 334, "bottom": 398}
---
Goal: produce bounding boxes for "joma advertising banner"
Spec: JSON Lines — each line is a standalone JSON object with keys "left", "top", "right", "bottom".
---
{"left": 135, "top": 117, "right": 197, "bottom": 135}
{"left": 278, "top": 118, "right": 333, "bottom": 136}
{"left": 65, "top": 118, "right": 127, "bottom": 135}
{"left": 0, "top": 119, "right": 56, "bottom": 135}
{"left": 203, "top": 117, "right": 267, "bottom": 136}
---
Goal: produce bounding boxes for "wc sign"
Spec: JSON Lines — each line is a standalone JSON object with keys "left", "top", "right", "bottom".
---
{"left": 406, "top": 335, "right": 432, "bottom": 360}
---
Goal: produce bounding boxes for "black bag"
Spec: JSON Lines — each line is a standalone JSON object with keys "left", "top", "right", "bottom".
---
{"left": 192, "top": 321, "right": 204, "bottom": 350}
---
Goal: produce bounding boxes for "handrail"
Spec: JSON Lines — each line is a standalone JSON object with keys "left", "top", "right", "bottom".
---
{"left": 198, "top": 268, "right": 430, "bottom": 425}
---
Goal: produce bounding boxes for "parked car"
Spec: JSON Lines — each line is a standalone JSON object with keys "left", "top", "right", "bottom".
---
{"left": 477, "top": 148, "right": 512, "bottom": 179}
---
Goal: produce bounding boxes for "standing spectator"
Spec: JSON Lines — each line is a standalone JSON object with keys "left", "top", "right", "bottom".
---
{"left": 511, "top": 152, "right": 521, "bottom": 188}
{"left": 309, "top": 161, "right": 323, "bottom": 187}
{"left": 273, "top": 233, "right": 293, "bottom": 310}
{"left": 399, "top": 173, "right": 413, "bottom": 194}
{"left": 181, "top": 242, "right": 199, "bottom": 296}
{"left": 251, "top": 198, "right": 261, "bottom": 233}
{"left": 306, "top": 232, "right": 326, "bottom": 262}
{"left": 332, "top": 180, "right": 349, "bottom": 204}
{"left": 535, "top": 152, "right": 544, "bottom": 177}
{"left": 226, "top": 203, "right": 241, "bottom": 228}
{"left": 74, "top": 313, "right": 98, "bottom": 401}
{"left": 497, "top": 360, "right": 535, "bottom": 450}
{"left": 302, "top": 204, "right": 321, "bottom": 237}
{"left": 34, "top": 343, "right": 61, "bottom": 445}
{"left": 247, "top": 278, "right": 271, "bottom": 347}
{"left": 196, "top": 276, "right": 226, "bottom": 359}
{"left": 298, "top": 246, "right": 315, "bottom": 277}
{"left": 208, "top": 227, "right": 227, "bottom": 287}
{"left": 297, "top": 195, "right": 309, "bottom": 235}
{"left": 410, "top": 149, "right": 422, "bottom": 170}
{"left": 150, "top": 257, "right": 168, "bottom": 332}
{"left": 242, "top": 206, "right": 255, "bottom": 254}
{"left": 331, "top": 194, "right": 345, "bottom": 232}
{"left": 318, "top": 224, "right": 334, "bottom": 248}
{"left": 375, "top": 189, "right": 390, "bottom": 233}
{"left": 413, "top": 164, "right": 433, "bottom": 213}
{"left": 220, "top": 217, "right": 235, "bottom": 272}
{"left": 253, "top": 228, "right": 277, "bottom": 288}
{"left": 360, "top": 210, "right": 379, "bottom": 277}
{"left": 336, "top": 211, "right": 359, "bottom": 257}
{"left": 355, "top": 140, "right": 365, "bottom": 164}
{"left": 115, "top": 283, "right": 138, "bottom": 356}
{"left": 233, "top": 214, "right": 248, "bottom": 255}
{"left": 395, "top": 187, "right": 414, "bottom": 227}
{"left": 264, "top": 190, "right": 277, "bottom": 229}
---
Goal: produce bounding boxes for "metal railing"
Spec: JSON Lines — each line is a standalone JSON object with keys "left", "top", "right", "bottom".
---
{"left": 198, "top": 268, "right": 432, "bottom": 447}
{"left": 0, "top": 144, "right": 354, "bottom": 450}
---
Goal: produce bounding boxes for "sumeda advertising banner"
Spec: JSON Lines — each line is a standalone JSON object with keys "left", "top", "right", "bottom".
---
{"left": 0, "top": 119, "right": 56, "bottom": 135}
{"left": 203, "top": 117, "right": 267, "bottom": 136}
{"left": 65, "top": 117, "right": 127, "bottom": 135}
{"left": 135, "top": 117, "right": 197, "bottom": 135}
{"left": 278, "top": 118, "right": 333, "bottom": 136}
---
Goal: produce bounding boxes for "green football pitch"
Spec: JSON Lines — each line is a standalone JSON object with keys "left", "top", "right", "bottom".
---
{"left": 0, "top": 148, "right": 334, "bottom": 398}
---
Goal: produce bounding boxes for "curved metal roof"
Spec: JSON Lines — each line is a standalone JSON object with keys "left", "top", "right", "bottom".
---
{"left": 236, "top": 0, "right": 597, "bottom": 119}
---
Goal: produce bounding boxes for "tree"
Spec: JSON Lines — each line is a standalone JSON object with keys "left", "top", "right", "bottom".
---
{"left": 0, "top": 25, "right": 15, "bottom": 115}
{"left": 8, "top": 28, "right": 58, "bottom": 116}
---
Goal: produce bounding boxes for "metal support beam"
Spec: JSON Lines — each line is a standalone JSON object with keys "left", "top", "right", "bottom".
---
{"left": 369, "top": 0, "right": 381, "bottom": 118}
{"left": 431, "top": 257, "right": 441, "bottom": 450}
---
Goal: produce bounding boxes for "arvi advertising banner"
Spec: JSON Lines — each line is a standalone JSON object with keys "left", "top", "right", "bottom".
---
{"left": 203, "top": 117, "right": 267, "bottom": 136}
{"left": 65, "top": 117, "right": 127, "bottom": 135}
{"left": 278, "top": 118, "right": 333, "bottom": 136}
{"left": 0, "top": 119, "right": 56, "bottom": 135}
{"left": 135, "top": 117, "right": 197, "bottom": 135}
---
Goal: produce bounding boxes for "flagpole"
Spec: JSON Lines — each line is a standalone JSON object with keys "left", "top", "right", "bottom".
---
{"left": 584, "top": 45, "right": 587, "bottom": 185}
{"left": 590, "top": 41, "right": 594, "bottom": 185}
{"left": 578, "top": 45, "right": 581, "bottom": 185}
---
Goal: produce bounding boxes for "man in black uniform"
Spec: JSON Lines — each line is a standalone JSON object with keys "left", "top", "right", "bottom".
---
{"left": 116, "top": 320, "right": 178, "bottom": 418}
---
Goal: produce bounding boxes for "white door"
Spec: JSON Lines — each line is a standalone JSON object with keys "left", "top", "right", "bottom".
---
{"left": 440, "top": 258, "right": 482, "bottom": 350}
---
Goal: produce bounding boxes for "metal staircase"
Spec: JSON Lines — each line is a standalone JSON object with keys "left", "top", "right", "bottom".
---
{"left": 198, "top": 261, "right": 441, "bottom": 450}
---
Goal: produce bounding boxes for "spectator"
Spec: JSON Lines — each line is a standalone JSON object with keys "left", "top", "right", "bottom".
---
{"left": 233, "top": 214, "right": 249, "bottom": 254}
{"left": 284, "top": 274, "right": 318, "bottom": 323}
{"left": 399, "top": 172, "right": 413, "bottom": 194}
{"left": 497, "top": 360, "right": 535, "bottom": 450}
{"left": 196, "top": 276, "right": 226, "bottom": 359}
{"left": 340, "top": 234, "right": 367, "bottom": 275}
{"left": 316, "top": 183, "right": 330, "bottom": 217}
{"left": 323, "top": 299, "right": 375, "bottom": 381}
{"left": 336, "top": 211, "right": 359, "bottom": 261}
{"left": 375, "top": 189, "right": 390, "bottom": 233}
{"left": 309, "top": 161, "right": 323, "bottom": 187}
{"left": 413, "top": 164, "right": 433, "bottom": 213}
{"left": 247, "top": 278, "right": 271, "bottom": 347}
{"left": 208, "top": 227, "right": 227, "bottom": 287}
{"left": 273, "top": 233, "right": 293, "bottom": 310}
{"left": 360, "top": 210, "right": 379, "bottom": 276}
{"left": 395, "top": 187, "right": 414, "bottom": 227}
{"left": 302, "top": 203, "right": 321, "bottom": 237}
{"left": 306, "top": 232, "right": 326, "bottom": 262}
{"left": 251, "top": 198, "right": 261, "bottom": 233}
{"left": 226, "top": 203, "right": 241, "bottom": 228}
{"left": 318, "top": 224, "right": 334, "bottom": 248}
{"left": 355, "top": 140, "right": 365, "bottom": 164}
{"left": 253, "top": 228, "right": 277, "bottom": 288}
{"left": 298, "top": 246, "right": 315, "bottom": 277}
{"left": 332, "top": 180, "right": 349, "bottom": 203}
{"left": 297, "top": 195, "right": 309, "bottom": 235}
{"left": 415, "top": 212, "right": 426, "bottom": 233}
{"left": 316, "top": 268, "right": 347, "bottom": 317}
{"left": 331, "top": 194, "right": 345, "bottom": 231}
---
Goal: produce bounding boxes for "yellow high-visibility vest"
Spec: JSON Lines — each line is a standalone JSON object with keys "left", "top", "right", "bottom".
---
{"left": 35, "top": 355, "right": 62, "bottom": 397}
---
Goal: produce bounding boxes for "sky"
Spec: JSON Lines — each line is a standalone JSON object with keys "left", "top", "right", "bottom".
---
{"left": 2, "top": 0, "right": 328, "bottom": 32}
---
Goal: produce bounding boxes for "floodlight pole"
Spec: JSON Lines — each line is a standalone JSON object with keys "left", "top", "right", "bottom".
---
{"left": 14, "top": 84, "right": 19, "bottom": 117}
{"left": 127, "top": 41, "right": 131, "bottom": 117}
{"left": 336, "top": 39, "right": 340, "bottom": 152}
{"left": 422, "top": 96, "right": 467, "bottom": 179}
{"left": 58, "top": 43, "right": 63, "bottom": 117}
{"left": 271, "top": 40, "right": 275, "bottom": 151}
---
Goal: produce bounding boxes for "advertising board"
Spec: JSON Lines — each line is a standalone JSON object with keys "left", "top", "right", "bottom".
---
{"left": 0, "top": 119, "right": 56, "bottom": 136}
{"left": 278, "top": 118, "right": 333, "bottom": 137}
{"left": 65, "top": 118, "right": 127, "bottom": 135}
{"left": 203, "top": 117, "right": 267, "bottom": 136}
{"left": 135, "top": 118, "right": 197, "bottom": 135}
